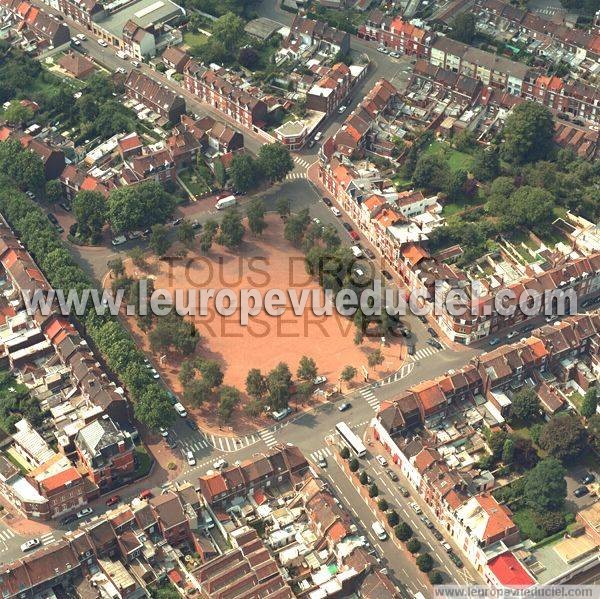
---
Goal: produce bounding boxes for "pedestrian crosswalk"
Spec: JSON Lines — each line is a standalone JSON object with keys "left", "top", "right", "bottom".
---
{"left": 259, "top": 428, "right": 278, "bottom": 448}
{"left": 359, "top": 386, "right": 380, "bottom": 411}
{"left": 179, "top": 435, "right": 211, "bottom": 453}
{"left": 309, "top": 446, "right": 332, "bottom": 462}
{"left": 379, "top": 362, "right": 415, "bottom": 386}
{"left": 179, "top": 432, "right": 262, "bottom": 454}
{"left": 285, "top": 171, "right": 307, "bottom": 181}
{"left": 536, "top": 7, "right": 559, "bottom": 15}
{"left": 0, "top": 529, "right": 15, "bottom": 542}
{"left": 409, "top": 342, "right": 447, "bottom": 362}
{"left": 293, "top": 157, "right": 312, "bottom": 169}
{"left": 40, "top": 532, "right": 55, "bottom": 545}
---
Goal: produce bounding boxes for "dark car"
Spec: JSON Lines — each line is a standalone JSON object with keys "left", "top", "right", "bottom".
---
{"left": 406, "top": 344, "right": 415, "bottom": 356}
{"left": 47, "top": 213, "right": 59, "bottom": 225}
{"left": 350, "top": 230, "right": 360, "bottom": 241}
{"left": 166, "top": 435, "right": 178, "bottom": 449}
{"left": 427, "top": 327, "right": 438, "bottom": 338}
{"left": 427, "top": 338, "right": 442, "bottom": 350}
{"left": 59, "top": 202, "right": 72, "bottom": 212}
{"left": 521, "top": 324, "right": 534, "bottom": 333}
{"left": 581, "top": 473, "right": 596, "bottom": 485}
{"left": 400, "top": 327, "right": 411, "bottom": 338}
{"left": 574, "top": 485, "right": 590, "bottom": 498}
{"left": 105, "top": 494, "right": 120, "bottom": 506}
{"left": 381, "top": 270, "right": 393, "bottom": 281}
{"left": 364, "top": 248, "right": 375, "bottom": 260}
{"left": 386, "top": 469, "right": 399, "bottom": 482}
{"left": 449, "top": 553, "right": 464, "bottom": 568}
{"left": 60, "top": 514, "right": 77, "bottom": 526}
{"left": 342, "top": 222, "right": 352, "bottom": 232}
{"left": 185, "top": 419, "right": 198, "bottom": 431}
{"left": 323, "top": 197, "right": 332, "bottom": 207}
{"left": 418, "top": 315, "right": 428, "bottom": 324}
{"left": 488, "top": 337, "right": 501, "bottom": 347}
{"left": 432, "top": 528, "right": 443, "bottom": 541}
{"left": 399, "top": 486, "right": 410, "bottom": 498}
{"left": 191, "top": 219, "right": 201, "bottom": 229}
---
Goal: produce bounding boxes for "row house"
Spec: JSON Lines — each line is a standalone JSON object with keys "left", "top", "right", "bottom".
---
{"left": 0, "top": 0, "right": 70, "bottom": 48}
{"left": 124, "top": 69, "right": 186, "bottom": 123}
{"left": 54, "top": 0, "right": 103, "bottom": 28}
{"left": 306, "top": 62, "right": 354, "bottom": 115}
{"left": 129, "top": 148, "right": 176, "bottom": 183}
{"left": 149, "top": 491, "right": 192, "bottom": 546}
{"left": 161, "top": 45, "right": 190, "bottom": 73}
{"left": 74, "top": 415, "right": 135, "bottom": 490}
{"left": 183, "top": 61, "right": 268, "bottom": 129}
{"left": 412, "top": 60, "right": 484, "bottom": 105}
{"left": 121, "top": 19, "right": 155, "bottom": 60}
{"left": 198, "top": 444, "right": 309, "bottom": 507}
{"left": 287, "top": 14, "right": 350, "bottom": 55}
{"left": 365, "top": 14, "right": 433, "bottom": 58}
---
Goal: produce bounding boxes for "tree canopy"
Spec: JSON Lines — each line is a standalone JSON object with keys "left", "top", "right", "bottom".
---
{"left": 538, "top": 413, "right": 587, "bottom": 463}
{"left": 73, "top": 190, "right": 106, "bottom": 243}
{"left": 524, "top": 458, "right": 567, "bottom": 512}
{"left": 501, "top": 102, "right": 554, "bottom": 164}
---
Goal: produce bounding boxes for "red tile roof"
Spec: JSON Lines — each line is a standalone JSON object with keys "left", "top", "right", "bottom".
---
{"left": 487, "top": 552, "right": 535, "bottom": 588}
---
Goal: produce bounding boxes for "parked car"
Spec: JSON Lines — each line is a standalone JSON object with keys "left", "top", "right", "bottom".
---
{"left": 341, "top": 221, "right": 352, "bottom": 232}
{"left": 418, "top": 314, "right": 428, "bottom": 324}
{"left": 212, "top": 458, "right": 228, "bottom": 470}
{"left": 172, "top": 218, "right": 183, "bottom": 226}
{"left": 442, "top": 542, "right": 453, "bottom": 553}
{"left": 574, "top": 485, "right": 589, "bottom": 498}
{"left": 21, "top": 539, "right": 41, "bottom": 552}
{"left": 47, "top": 213, "right": 59, "bottom": 225}
{"left": 322, "top": 197, "right": 332, "bottom": 207}
{"left": 381, "top": 270, "right": 393, "bottom": 280}
{"left": 420, "top": 515, "right": 433, "bottom": 529}
{"left": 71, "top": 37, "right": 80, "bottom": 46}
{"left": 186, "top": 450, "right": 196, "bottom": 466}
{"left": 427, "top": 327, "right": 438, "bottom": 338}
{"left": 76, "top": 507, "right": 93, "bottom": 519}
{"left": 338, "top": 104, "right": 347, "bottom": 114}
{"left": 521, "top": 324, "right": 534, "bottom": 333}
{"left": 389, "top": 51, "right": 400, "bottom": 58}
{"left": 406, "top": 343, "right": 415, "bottom": 356}
{"left": 338, "top": 402, "right": 351, "bottom": 412}
{"left": 105, "top": 495, "right": 120, "bottom": 506}
{"left": 314, "top": 131, "right": 323, "bottom": 141}
{"left": 331, "top": 207, "right": 341, "bottom": 217}
{"left": 131, "top": 59, "right": 141, "bottom": 67}
{"left": 111, "top": 235, "right": 127, "bottom": 246}
{"left": 192, "top": 219, "right": 201, "bottom": 229}
{"left": 76, "top": 33, "right": 86, "bottom": 41}
{"left": 432, "top": 528, "right": 443, "bottom": 541}
{"left": 581, "top": 473, "right": 596, "bottom": 485}
{"left": 488, "top": 337, "right": 501, "bottom": 346}
{"left": 139, "top": 489, "right": 153, "bottom": 500}
{"left": 98, "top": 39, "right": 108, "bottom": 47}
{"left": 185, "top": 419, "right": 198, "bottom": 431}
{"left": 149, "top": 368, "right": 160, "bottom": 379}
{"left": 386, "top": 469, "right": 399, "bottom": 482}
{"left": 449, "top": 553, "right": 463, "bottom": 568}
{"left": 60, "top": 514, "right": 77, "bottom": 525}
{"left": 399, "top": 486, "right": 410, "bottom": 498}
{"left": 372, "top": 521, "right": 388, "bottom": 540}
{"left": 427, "top": 338, "right": 442, "bottom": 350}
{"left": 59, "top": 202, "right": 71, "bottom": 212}
{"left": 364, "top": 248, "right": 375, "bottom": 260}
{"left": 376, "top": 455, "right": 388, "bottom": 467}
{"left": 349, "top": 230, "right": 360, "bottom": 241}
{"left": 174, "top": 402, "right": 187, "bottom": 417}
{"left": 167, "top": 435, "right": 178, "bottom": 449}
{"left": 313, "top": 375, "right": 327, "bottom": 385}
{"left": 410, "top": 502, "right": 422, "bottom": 514}
{"left": 159, "top": 427, "right": 169, "bottom": 437}
{"left": 506, "top": 330, "right": 518, "bottom": 339}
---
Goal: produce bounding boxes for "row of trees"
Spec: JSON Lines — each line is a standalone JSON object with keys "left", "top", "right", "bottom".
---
{"left": 0, "top": 182, "right": 176, "bottom": 432}
{"left": 229, "top": 143, "right": 295, "bottom": 192}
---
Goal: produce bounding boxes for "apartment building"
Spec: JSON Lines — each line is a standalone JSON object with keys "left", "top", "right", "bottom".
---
{"left": 358, "top": 13, "right": 433, "bottom": 57}
{"left": 183, "top": 61, "right": 268, "bottom": 129}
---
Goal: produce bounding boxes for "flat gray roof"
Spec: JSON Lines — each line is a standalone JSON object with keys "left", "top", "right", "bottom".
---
{"left": 100, "top": 0, "right": 184, "bottom": 37}
{"left": 244, "top": 17, "right": 282, "bottom": 40}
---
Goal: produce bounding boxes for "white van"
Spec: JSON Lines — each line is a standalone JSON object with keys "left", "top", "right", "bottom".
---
{"left": 271, "top": 407, "right": 292, "bottom": 421}
{"left": 351, "top": 245, "right": 363, "bottom": 258}
{"left": 372, "top": 521, "right": 387, "bottom": 541}
{"left": 174, "top": 402, "right": 187, "bottom": 417}
{"left": 116, "top": 50, "right": 128, "bottom": 59}
{"left": 111, "top": 235, "right": 126, "bottom": 246}
{"left": 215, "top": 195, "right": 236, "bottom": 210}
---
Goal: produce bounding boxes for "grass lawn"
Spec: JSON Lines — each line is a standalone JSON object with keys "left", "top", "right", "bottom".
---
{"left": 442, "top": 193, "right": 483, "bottom": 217}
{"left": 183, "top": 31, "right": 209, "bottom": 52}
{"left": 179, "top": 168, "right": 212, "bottom": 197}
{"left": 424, "top": 140, "right": 474, "bottom": 173}
{"left": 393, "top": 175, "right": 413, "bottom": 191}
{"left": 134, "top": 445, "right": 153, "bottom": 478}
{"left": 569, "top": 391, "right": 584, "bottom": 412}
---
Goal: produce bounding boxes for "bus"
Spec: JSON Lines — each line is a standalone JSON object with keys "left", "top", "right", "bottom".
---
{"left": 336, "top": 422, "right": 367, "bottom": 458}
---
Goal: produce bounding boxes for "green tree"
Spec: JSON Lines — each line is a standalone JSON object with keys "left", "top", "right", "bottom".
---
{"left": 453, "top": 129, "right": 477, "bottom": 152}
{"left": 266, "top": 362, "right": 292, "bottom": 411}
{"left": 490, "top": 186, "right": 555, "bottom": 232}
{"left": 416, "top": 553, "right": 433, "bottom": 573}
{"left": 387, "top": 510, "right": 399, "bottom": 526}
{"left": 46, "top": 179, "right": 63, "bottom": 204}
{"left": 340, "top": 446, "right": 350, "bottom": 459}
{"left": 246, "top": 368, "right": 267, "bottom": 400}
{"left": 297, "top": 355, "right": 317, "bottom": 381}
{"left": 213, "top": 157, "right": 226, "bottom": 187}
{"left": 276, "top": 197, "right": 291, "bottom": 220}
{"left": 284, "top": 209, "right": 310, "bottom": 246}
{"left": 257, "top": 143, "right": 294, "bottom": 182}
{"left": 429, "top": 571, "right": 444, "bottom": 585}
{"left": 349, "top": 458, "right": 359, "bottom": 472}
{"left": 73, "top": 190, "right": 106, "bottom": 243}
{"left": 445, "top": 169, "right": 467, "bottom": 201}
{"left": 413, "top": 154, "right": 450, "bottom": 191}
{"left": 218, "top": 386, "right": 240, "bottom": 421}
{"left": 107, "top": 257, "right": 125, "bottom": 278}
{"left": 377, "top": 498, "right": 388, "bottom": 511}
{"left": 472, "top": 147, "right": 500, "bottom": 181}
{"left": 524, "top": 458, "right": 567, "bottom": 511}
{"left": 183, "top": 378, "right": 212, "bottom": 407}
{"left": 176, "top": 219, "right": 195, "bottom": 247}
{"left": 135, "top": 386, "right": 176, "bottom": 430}
{"left": 4, "top": 100, "right": 33, "bottom": 126}
{"left": 231, "top": 154, "right": 261, "bottom": 192}
{"left": 128, "top": 246, "right": 146, "bottom": 268}
{"left": 367, "top": 348, "right": 384, "bottom": 369}
{"left": 211, "top": 12, "right": 246, "bottom": 52}
{"left": 539, "top": 413, "right": 587, "bottom": 463}
{"left": 406, "top": 538, "right": 421, "bottom": 554}
{"left": 359, "top": 470, "right": 369, "bottom": 485}
{"left": 502, "top": 437, "right": 515, "bottom": 465}
{"left": 149, "top": 224, "right": 171, "bottom": 256}
{"left": 502, "top": 101, "right": 554, "bottom": 164}
{"left": 450, "top": 12, "right": 476, "bottom": 43}
{"left": 510, "top": 386, "right": 541, "bottom": 421}
{"left": 368, "top": 483, "right": 379, "bottom": 498}
{"left": 340, "top": 365, "right": 357, "bottom": 387}
{"left": 217, "top": 208, "right": 245, "bottom": 249}
{"left": 581, "top": 387, "right": 597, "bottom": 418}
{"left": 588, "top": 414, "right": 600, "bottom": 452}
{"left": 198, "top": 360, "right": 224, "bottom": 389}
{"left": 246, "top": 197, "right": 267, "bottom": 235}
{"left": 179, "top": 360, "right": 196, "bottom": 386}
{"left": 394, "top": 522, "right": 412, "bottom": 541}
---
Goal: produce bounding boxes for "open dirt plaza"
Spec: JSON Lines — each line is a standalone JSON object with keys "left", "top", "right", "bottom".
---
{"left": 119, "top": 215, "right": 407, "bottom": 429}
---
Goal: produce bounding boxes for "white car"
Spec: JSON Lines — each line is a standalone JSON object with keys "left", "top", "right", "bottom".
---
{"left": 506, "top": 330, "right": 518, "bottom": 339}
{"left": 111, "top": 235, "right": 126, "bottom": 246}
{"left": 338, "top": 104, "right": 347, "bottom": 114}
{"left": 410, "top": 502, "right": 422, "bottom": 515}
{"left": 116, "top": 67, "right": 126, "bottom": 74}
{"left": 314, "top": 131, "right": 323, "bottom": 142}
{"left": 389, "top": 51, "right": 400, "bottom": 58}
{"left": 149, "top": 368, "right": 160, "bottom": 379}
{"left": 213, "top": 458, "right": 228, "bottom": 470}
{"left": 186, "top": 450, "right": 196, "bottom": 466}
{"left": 313, "top": 375, "right": 327, "bottom": 385}
{"left": 71, "top": 37, "right": 80, "bottom": 46}
{"left": 76, "top": 33, "right": 86, "bottom": 41}
{"left": 376, "top": 455, "right": 388, "bottom": 467}
{"left": 159, "top": 427, "right": 169, "bottom": 437}
{"left": 331, "top": 207, "right": 341, "bottom": 217}
{"left": 98, "top": 39, "right": 108, "bottom": 47}
{"left": 372, "top": 521, "right": 387, "bottom": 541}
{"left": 131, "top": 60, "right": 141, "bottom": 67}
{"left": 20, "top": 538, "right": 41, "bottom": 552}
{"left": 76, "top": 507, "right": 93, "bottom": 519}
{"left": 174, "top": 402, "right": 187, "bottom": 417}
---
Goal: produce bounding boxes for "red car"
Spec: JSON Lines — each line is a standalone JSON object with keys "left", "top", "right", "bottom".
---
{"left": 105, "top": 495, "right": 120, "bottom": 506}
{"left": 139, "top": 489, "right": 153, "bottom": 500}
{"left": 350, "top": 231, "right": 359, "bottom": 241}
